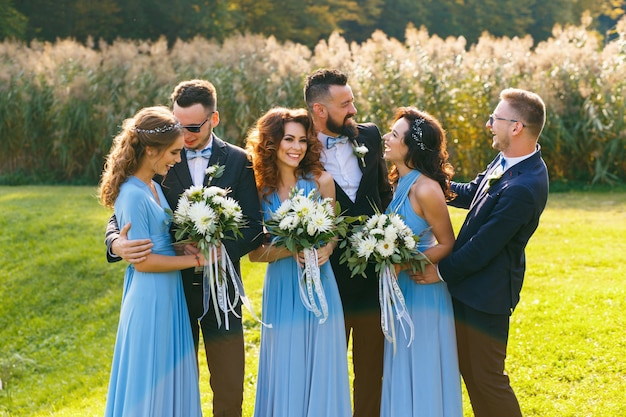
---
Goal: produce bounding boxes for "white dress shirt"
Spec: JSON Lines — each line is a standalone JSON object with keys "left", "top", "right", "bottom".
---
{"left": 188, "top": 139, "right": 213, "bottom": 187}
{"left": 319, "top": 133, "right": 362, "bottom": 202}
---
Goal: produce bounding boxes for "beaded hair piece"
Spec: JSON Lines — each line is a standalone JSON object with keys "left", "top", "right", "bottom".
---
{"left": 135, "top": 122, "right": 182, "bottom": 134}
{"left": 410, "top": 118, "right": 429, "bottom": 151}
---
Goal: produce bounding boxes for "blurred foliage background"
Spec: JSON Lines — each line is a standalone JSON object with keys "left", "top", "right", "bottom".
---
{"left": 0, "top": 1, "right": 625, "bottom": 186}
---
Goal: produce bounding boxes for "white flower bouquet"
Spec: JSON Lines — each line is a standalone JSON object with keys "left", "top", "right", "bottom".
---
{"left": 172, "top": 184, "right": 261, "bottom": 329}
{"left": 339, "top": 211, "right": 430, "bottom": 351}
{"left": 264, "top": 187, "right": 349, "bottom": 323}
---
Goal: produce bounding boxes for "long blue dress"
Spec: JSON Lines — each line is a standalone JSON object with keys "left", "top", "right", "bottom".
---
{"left": 104, "top": 176, "right": 202, "bottom": 417}
{"left": 380, "top": 170, "right": 463, "bottom": 417}
{"left": 253, "top": 178, "right": 352, "bottom": 417}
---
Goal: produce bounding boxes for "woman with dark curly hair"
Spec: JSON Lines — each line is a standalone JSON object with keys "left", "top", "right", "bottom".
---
{"left": 380, "top": 107, "right": 462, "bottom": 417}
{"left": 246, "top": 107, "right": 351, "bottom": 417}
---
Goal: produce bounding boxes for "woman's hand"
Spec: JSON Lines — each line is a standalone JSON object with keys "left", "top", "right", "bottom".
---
{"left": 295, "top": 243, "right": 334, "bottom": 266}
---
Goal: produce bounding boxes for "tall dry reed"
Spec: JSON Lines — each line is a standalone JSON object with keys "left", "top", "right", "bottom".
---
{"left": 0, "top": 15, "right": 624, "bottom": 185}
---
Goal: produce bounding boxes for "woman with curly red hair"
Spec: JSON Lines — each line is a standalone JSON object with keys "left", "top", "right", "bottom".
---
{"left": 246, "top": 107, "right": 351, "bottom": 417}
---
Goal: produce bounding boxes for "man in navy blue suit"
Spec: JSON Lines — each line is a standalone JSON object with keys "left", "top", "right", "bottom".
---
{"left": 415, "top": 88, "right": 549, "bottom": 416}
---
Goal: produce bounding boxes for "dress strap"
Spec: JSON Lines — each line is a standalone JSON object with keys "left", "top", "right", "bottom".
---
{"left": 388, "top": 170, "right": 421, "bottom": 213}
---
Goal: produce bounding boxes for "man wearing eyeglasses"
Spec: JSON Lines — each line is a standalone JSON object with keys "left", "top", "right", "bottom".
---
{"left": 104, "top": 79, "right": 262, "bottom": 417}
{"left": 413, "top": 88, "right": 549, "bottom": 417}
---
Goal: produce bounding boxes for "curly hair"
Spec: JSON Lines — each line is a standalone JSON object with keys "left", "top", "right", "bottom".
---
{"left": 245, "top": 107, "right": 324, "bottom": 201}
{"left": 388, "top": 107, "right": 455, "bottom": 201}
{"left": 99, "top": 106, "right": 182, "bottom": 208}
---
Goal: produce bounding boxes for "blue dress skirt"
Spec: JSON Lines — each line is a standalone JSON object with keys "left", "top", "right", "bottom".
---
{"left": 253, "top": 178, "right": 352, "bottom": 417}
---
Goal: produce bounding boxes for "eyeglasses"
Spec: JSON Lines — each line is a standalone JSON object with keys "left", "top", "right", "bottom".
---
{"left": 182, "top": 112, "right": 214, "bottom": 133}
{"left": 489, "top": 114, "right": 526, "bottom": 127}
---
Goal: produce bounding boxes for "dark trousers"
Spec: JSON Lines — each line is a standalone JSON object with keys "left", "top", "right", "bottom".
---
{"left": 344, "top": 309, "right": 384, "bottom": 417}
{"left": 184, "top": 272, "right": 244, "bottom": 417}
{"left": 452, "top": 298, "right": 522, "bottom": 417}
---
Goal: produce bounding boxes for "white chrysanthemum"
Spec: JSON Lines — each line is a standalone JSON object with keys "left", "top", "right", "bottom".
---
{"left": 204, "top": 186, "right": 226, "bottom": 199}
{"left": 376, "top": 239, "right": 397, "bottom": 258}
{"left": 320, "top": 198, "right": 335, "bottom": 215}
{"left": 221, "top": 197, "right": 242, "bottom": 220}
{"left": 356, "top": 235, "right": 378, "bottom": 260}
{"left": 366, "top": 214, "right": 381, "bottom": 229}
{"left": 279, "top": 214, "right": 298, "bottom": 231}
{"left": 292, "top": 196, "right": 316, "bottom": 218}
{"left": 404, "top": 235, "right": 416, "bottom": 250}
{"left": 185, "top": 185, "right": 204, "bottom": 200}
{"left": 376, "top": 214, "right": 388, "bottom": 229}
{"left": 370, "top": 227, "right": 385, "bottom": 238}
{"left": 275, "top": 199, "right": 292, "bottom": 218}
{"left": 384, "top": 224, "right": 398, "bottom": 242}
{"left": 174, "top": 195, "right": 191, "bottom": 220}
{"left": 308, "top": 210, "right": 333, "bottom": 235}
{"left": 211, "top": 195, "right": 226, "bottom": 207}
{"left": 188, "top": 201, "right": 217, "bottom": 235}
{"left": 354, "top": 145, "right": 369, "bottom": 156}
{"left": 205, "top": 165, "right": 218, "bottom": 176}
{"left": 389, "top": 214, "right": 406, "bottom": 230}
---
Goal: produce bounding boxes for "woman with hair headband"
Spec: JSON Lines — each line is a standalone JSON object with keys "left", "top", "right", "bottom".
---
{"left": 99, "top": 106, "right": 202, "bottom": 417}
{"left": 380, "top": 107, "right": 462, "bottom": 417}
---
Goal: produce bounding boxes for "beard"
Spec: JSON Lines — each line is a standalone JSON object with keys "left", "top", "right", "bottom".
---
{"left": 327, "top": 114, "right": 358, "bottom": 139}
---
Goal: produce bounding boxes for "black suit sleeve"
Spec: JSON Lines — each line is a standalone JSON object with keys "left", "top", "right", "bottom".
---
{"left": 104, "top": 214, "right": 122, "bottom": 263}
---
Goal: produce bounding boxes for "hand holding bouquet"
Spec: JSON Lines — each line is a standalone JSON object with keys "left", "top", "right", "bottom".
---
{"left": 172, "top": 183, "right": 259, "bottom": 329}
{"left": 340, "top": 211, "right": 430, "bottom": 351}
{"left": 264, "top": 187, "right": 349, "bottom": 323}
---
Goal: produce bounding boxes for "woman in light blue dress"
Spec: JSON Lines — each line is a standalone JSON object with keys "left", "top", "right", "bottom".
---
{"left": 380, "top": 107, "right": 463, "bottom": 417}
{"left": 246, "top": 107, "right": 352, "bottom": 417}
{"left": 99, "top": 106, "right": 202, "bottom": 417}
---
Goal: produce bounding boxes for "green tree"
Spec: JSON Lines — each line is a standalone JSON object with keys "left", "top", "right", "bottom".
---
{"left": 0, "top": 0, "right": 27, "bottom": 40}
{"left": 73, "top": 0, "right": 121, "bottom": 42}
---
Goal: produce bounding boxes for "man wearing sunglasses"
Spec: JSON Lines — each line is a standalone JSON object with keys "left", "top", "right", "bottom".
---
{"left": 104, "top": 79, "right": 262, "bottom": 417}
{"left": 413, "top": 88, "right": 549, "bottom": 417}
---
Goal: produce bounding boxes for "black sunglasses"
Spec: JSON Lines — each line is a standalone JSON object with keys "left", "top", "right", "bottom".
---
{"left": 182, "top": 113, "right": 214, "bottom": 133}
{"left": 489, "top": 114, "right": 526, "bottom": 127}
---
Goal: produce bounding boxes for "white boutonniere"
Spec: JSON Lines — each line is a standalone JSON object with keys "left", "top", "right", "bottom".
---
{"left": 353, "top": 143, "right": 368, "bottom": 167}
{"left": 205, "top": 164, "right": 225, "bottom": 182}
{"left": 483, "top": 172, "right": 504, "bottom": 193}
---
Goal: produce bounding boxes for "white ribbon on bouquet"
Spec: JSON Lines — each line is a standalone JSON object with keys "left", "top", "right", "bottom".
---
{"left": 200, "top": 243, "right": 270, "bottom": 329}
{"left": 297, "top": 247, "right": 329, "bottom": 324}
{"left": 379, "top": 264, "right": 414, "bottom": 354}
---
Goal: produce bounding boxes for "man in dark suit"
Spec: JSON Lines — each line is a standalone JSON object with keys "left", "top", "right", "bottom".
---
{"left": 416, "top": 88, "right": 549, "bottom": 416}
{"left": 304, "top": 68, "right": 393, "bottom": 417}
{"left": 105, "top": 79, "right": 262, "bottom": 417}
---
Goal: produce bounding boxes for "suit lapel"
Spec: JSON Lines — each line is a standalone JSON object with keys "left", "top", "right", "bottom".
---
{"left": 172, "top": 152, "right": 194, "bottom": 189}
{"left": 205, "top": 136, "right": 228, "bottom": 186}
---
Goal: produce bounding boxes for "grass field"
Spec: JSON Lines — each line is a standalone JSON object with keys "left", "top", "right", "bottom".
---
{"left": 0, "top": 186, "right": 625, "bottom": 416}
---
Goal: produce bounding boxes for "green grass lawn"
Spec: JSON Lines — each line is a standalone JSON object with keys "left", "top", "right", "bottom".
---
{"left": 0, "top": 186, "right": 625, "bottom": 416}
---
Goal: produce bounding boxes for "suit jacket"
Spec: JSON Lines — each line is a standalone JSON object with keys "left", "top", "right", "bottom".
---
{"left": 439, "top": 147, "right": 549, "bottom": 315}
{"left": 105, "top": 135, "right": 263, "bottom": 278}
{"left": 329, "top": 123, "right": 393, "bottom": 313}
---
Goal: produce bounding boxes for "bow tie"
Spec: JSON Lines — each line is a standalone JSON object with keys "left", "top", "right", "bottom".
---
{"left": 326, "top": 135, "right": 349, "bottom": 149}
{"left": 186, "top": 147, "right": 211, "bottom": 160}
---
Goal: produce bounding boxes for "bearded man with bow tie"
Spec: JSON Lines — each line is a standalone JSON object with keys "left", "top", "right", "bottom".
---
{"left": 304, "top": 68, "right": 393, "bottom": 417}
